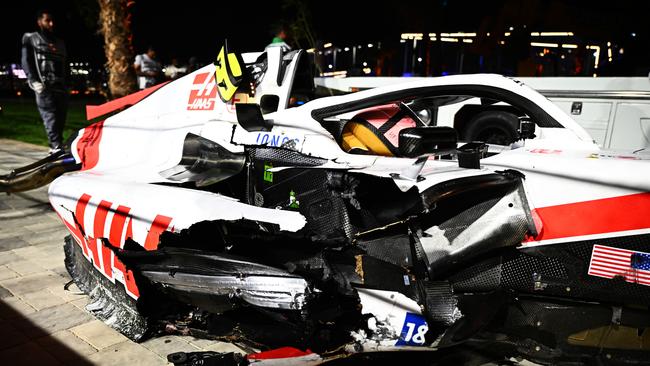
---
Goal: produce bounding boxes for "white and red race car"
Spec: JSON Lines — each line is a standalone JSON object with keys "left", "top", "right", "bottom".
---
{"left": 3, "top": 43, "right": 650, "bottom": 365}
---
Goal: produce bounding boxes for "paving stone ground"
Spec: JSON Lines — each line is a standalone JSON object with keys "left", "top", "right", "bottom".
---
{"left": 0, "top": 139, "right": 245, "bottom": 365}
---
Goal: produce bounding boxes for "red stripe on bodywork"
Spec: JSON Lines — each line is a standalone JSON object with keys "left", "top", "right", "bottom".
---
{"left": 90, "top": 200, "right": 112, "bottom": 273}
{"left": 125, "top": 216, "right": 133, "bottom": 244}
{"left": 76, "top": 120, "right": 104, "bottom": 171}
{"left": 104, "top": 205, "right": 131, "bottom": 281}
{"left": 143, "top": 215, "right": 173, "bottom": 250}
{"left": 112, "top": 256, "right": 140, "bottom": 298}
{"left": 109, "top": 205, "right": 131, "bottom": 247}
{"left": 112, "top": 216, "right": 140, "bottom": 298}
{"left": 527, "top": 193, "right": 650, "bottom": 242}
{"left": 85, "top": 82, "right": 169, "bottom": 120}
{"left": 79, "top": 82, "right": 170, "bottom": 170}
{"left": 247, "top": 347, "right": 313, "bottom": 360}
{"left": 74, "top": 194, "right": 92, "bottom": 255}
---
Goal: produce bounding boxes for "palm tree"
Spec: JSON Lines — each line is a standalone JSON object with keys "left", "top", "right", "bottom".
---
{"left": 98, "top": 0, "right": 137, "bottom": 98}
{"left": 281, "top": 0, "right": 317, "bottom": 50}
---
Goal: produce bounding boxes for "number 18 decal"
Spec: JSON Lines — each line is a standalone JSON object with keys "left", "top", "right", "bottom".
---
{"left": 396, "top": 312, "right": 429, "bottom": 346}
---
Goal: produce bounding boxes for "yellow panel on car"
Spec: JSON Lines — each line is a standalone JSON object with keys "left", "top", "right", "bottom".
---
{"left": 215, "top": 43, "right": 244, "bottom": 102}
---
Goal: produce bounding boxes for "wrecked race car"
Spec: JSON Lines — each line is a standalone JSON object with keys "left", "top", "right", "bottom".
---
{"left": 2, "top": 42, "right": 650, "bottom": 365}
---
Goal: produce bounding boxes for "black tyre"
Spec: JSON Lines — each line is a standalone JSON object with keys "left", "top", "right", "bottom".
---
{"left": 463, "top": 110, "right": 519, "bottom": 145}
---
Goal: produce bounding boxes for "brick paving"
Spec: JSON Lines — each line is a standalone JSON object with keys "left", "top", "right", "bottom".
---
{"left": 0, "top": 139, "right": 244, "bottom": 365}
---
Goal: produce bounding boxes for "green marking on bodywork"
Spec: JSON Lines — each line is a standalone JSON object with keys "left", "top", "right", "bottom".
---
{"left": 263, "top": 163, "right": 273, "bottom": 182}
{"left": 289, "top": 190, "right": 300, "bottom": 209}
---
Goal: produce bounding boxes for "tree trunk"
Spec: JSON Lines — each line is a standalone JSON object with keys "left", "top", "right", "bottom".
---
{"left": 98, "top": 0, "right": 137, "bottom": 99}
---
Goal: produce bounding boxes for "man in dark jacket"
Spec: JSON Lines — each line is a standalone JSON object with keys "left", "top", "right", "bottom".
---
{"left": 21, "top": 9, "right": 68, "bottom": 152}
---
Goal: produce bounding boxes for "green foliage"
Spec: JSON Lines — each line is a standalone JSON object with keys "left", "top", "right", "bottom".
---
{"left": 0, "top": 98, "right": 92, "bottom": 146}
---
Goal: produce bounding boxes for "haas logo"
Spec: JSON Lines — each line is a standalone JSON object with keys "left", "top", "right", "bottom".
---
{"left": 187, "top": 72, "right": 217, "bottom": 110}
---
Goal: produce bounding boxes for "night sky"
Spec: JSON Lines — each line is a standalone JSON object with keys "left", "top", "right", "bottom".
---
{"left": 1, "top": 0, "right": 649, "bottom": 66}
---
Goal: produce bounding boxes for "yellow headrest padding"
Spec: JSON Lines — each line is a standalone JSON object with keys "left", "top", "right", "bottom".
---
{"left": 342, "top": 122, "right": 393, "bottom": 157}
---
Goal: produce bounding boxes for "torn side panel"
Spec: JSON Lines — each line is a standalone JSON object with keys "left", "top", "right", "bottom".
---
{"left": 113, "top": 247, "right": 311, "bottom": 312}
{"left": 49, "top": 173, "right": 307, "bottom": 235}
{"left": 64, "top": 235, "right": 150, "bottom": 341}
{"left": 417, "top": 172, "right": 535, "bottom": 277}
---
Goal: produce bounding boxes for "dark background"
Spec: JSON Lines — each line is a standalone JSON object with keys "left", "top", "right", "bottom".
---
{"left": 1, "top": 0, "right": 649, "bottom": 69}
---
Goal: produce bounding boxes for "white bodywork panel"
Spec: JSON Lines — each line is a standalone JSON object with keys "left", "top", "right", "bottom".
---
{"left": 50, "top": 174, "right": 306, "bottom": 233}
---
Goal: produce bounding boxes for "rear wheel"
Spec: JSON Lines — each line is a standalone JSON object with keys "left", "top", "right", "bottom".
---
{"left": 464, "top": 111, "right": 519, "bottom": 145}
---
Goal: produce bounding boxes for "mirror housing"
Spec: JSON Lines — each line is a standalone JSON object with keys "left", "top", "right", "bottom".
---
{"left": 518, "top": 117, "right": 536, "bottom": 140}
{"left": 398, "top": 127, "right": 457, "bottom": 158}
{"left": 260, "top": 94, "right": 280, "bottom": 114}
{"left": 457, "top": 142, "right": 488, "bottom": 169}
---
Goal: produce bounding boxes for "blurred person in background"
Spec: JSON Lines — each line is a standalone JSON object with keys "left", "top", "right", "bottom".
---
{"left": 266, "top": 23, "right": 292, "bottom": 52}
{"left": 164, "top": 57, "right": 187, "bottom": 80}
{"left": 134, "top": 46, "right": 162, "bottom": 89}
{"left": 186, "top": 56, "right": 200, "bottom": 74}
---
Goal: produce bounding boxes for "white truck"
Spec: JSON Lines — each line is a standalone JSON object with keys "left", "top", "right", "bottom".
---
{"left": 315, "top": 76, "right": 650, "bottom": 150}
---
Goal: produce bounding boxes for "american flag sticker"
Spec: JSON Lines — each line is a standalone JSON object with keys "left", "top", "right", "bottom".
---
{"left": 588, "top": 244, "right": 650, "bottom": 286}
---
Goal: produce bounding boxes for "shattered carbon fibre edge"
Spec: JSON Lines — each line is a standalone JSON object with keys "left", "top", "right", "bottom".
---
{"left": 63, "top": 235, "right": 150, "bottom": 341}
